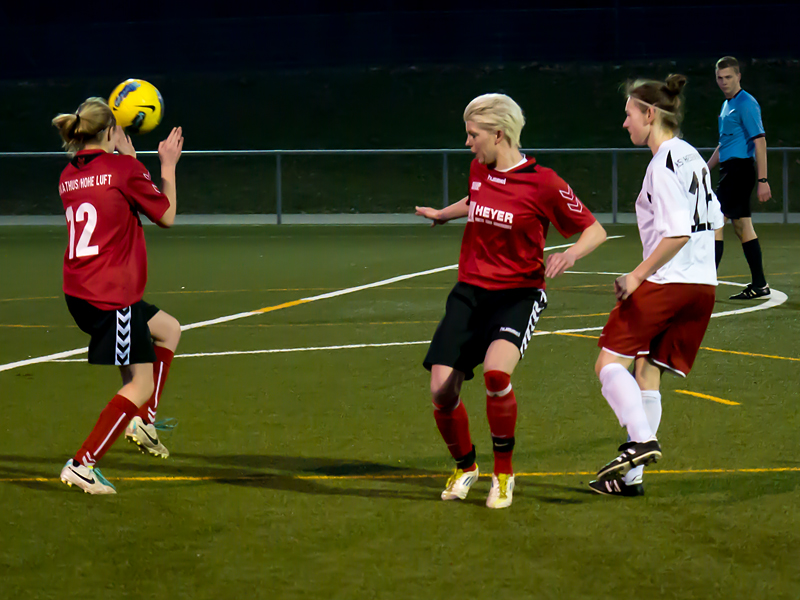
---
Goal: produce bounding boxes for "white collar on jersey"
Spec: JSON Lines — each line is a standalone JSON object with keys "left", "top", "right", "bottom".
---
{"left": 496, "top": 154, "right": 528, "bottom": 173}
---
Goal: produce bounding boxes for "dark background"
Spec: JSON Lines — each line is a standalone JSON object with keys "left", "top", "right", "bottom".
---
{"left": 1, "top": 2, "right": 797, "bottom": 78}
{"left": 1, "top": 2, "right": 798, "bottom": 214}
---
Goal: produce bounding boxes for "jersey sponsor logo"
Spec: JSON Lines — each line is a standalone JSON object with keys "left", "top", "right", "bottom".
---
{"left": 559, "top": 186, "right": 583, "bottom": 212}
{"left": 499, "top": 326, "right": 521, "bottom": 337}
{"left": 468, "top": 203, "right": 514, "bottom": 229}
{"left": 471, "top": 181, "right": 482, "bottom": 191}
{"left": 487, "top": 175, "right": 506, "bottom": 184}
{"left": 59, "top": 174, "right": 113, "bottom": 195}
{"left": 143, "top": 172, "right": 151, "bottom": 181}
{"left": 675, "top": 153, "right": 702, "bottom": 168}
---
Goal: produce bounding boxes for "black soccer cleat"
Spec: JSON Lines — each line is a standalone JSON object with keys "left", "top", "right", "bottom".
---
{"left": 729, "top": 284, "right": 770, "bottom": 300}
{"left": 589, "top": 478, "right": 645, "bottom": 497}
{"left": 596, "top": 439, "right": 662, "bottom": 481}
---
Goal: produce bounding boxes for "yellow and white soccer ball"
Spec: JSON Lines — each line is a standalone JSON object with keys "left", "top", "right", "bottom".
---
{"left": 109, "top": 79, "right": 164, "bottom": 134}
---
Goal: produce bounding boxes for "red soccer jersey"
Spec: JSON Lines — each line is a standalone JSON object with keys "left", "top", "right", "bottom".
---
{"left": 59, "top": 150, "right": 170, "bottom": 310}
{"left": 458, "top": 157, "right": 596, "bottom": 290}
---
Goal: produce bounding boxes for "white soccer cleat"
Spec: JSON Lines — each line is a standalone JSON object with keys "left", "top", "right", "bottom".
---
{"left": 441, "top": 465, "right": 480, "bottom": 501}
{"left": 486, "top": 473, "right": 515, "bottom": 509}
{"left": 125, "top": 416, "right": 170, "bottom": 459}
{"left": 60, "top": 460, "right": 117, "bottom": 495}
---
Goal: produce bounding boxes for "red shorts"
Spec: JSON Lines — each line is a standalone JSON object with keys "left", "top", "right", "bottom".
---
{"left": 598, "top": 280, "right": 716, "bottom": 377}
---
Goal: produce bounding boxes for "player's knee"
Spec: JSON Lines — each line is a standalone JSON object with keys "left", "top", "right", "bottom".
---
{"left": 170, "top": 317, "right": 182, "bottom": 345}
{"left": 594, "top": 355, "right": 606, "bottom": 378}
{"left": 484, "top": 370, "right": 511, "bottom": 395}
{"left": 431, "top": 385, "right": 459, "bottom": 411}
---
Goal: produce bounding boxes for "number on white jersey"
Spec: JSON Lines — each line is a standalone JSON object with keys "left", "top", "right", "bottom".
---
{"left": 65, "top": 202, "right": 99, "bottom": 259}
{"left": 689, "top": 167, "right": 713, "bottom": 233}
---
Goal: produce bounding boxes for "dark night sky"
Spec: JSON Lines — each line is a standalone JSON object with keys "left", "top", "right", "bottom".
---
{"left": 1, "top": 2, "right": 797, "bottom": 79}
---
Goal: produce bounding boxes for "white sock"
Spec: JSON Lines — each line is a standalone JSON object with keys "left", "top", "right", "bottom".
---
{"left": 599, "top": 363, "right": 653, "bottom": 443}
{"left": 624, "top": 390, "right": 662, "bottom": 485}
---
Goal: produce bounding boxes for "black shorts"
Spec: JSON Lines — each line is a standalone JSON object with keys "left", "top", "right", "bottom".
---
{"left": 65, "top": 295, "right": 160, "bottom": 366}
{"left": 716, "top": 158, "right": 756, "bottom": 220}
{"left": 423, "top": 282, "right": 547, "bottom": 380}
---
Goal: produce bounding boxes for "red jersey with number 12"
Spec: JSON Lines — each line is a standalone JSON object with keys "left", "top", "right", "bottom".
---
{"left": 459, "top": 157, "right": 596, "bottom": 290}
{"left": 59, "top": 149, "right": 170, "bottom": 310}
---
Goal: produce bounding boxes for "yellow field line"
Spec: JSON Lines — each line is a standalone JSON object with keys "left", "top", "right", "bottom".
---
{"left": 550, "top": 333, "right": 799, "bottom": 363}
{"left": 1, "top": 313, "right": 610, "bottom": 329}
{"left": 700, "top": 346, "right": 800, "bottom": 362}
{"left": 552, "top": 332, "right": 600, "bottom": 339}
{"left": 0, "top": 286, "right": 456, "bottom": 303}
{"left": 3, "top": 466, "right": 798, "bottom": 484}
{"left": 674, "top": 390, "right": 740, "bottom": 406}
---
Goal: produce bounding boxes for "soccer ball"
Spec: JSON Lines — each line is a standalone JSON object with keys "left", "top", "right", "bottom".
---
{"left": 109, "top": 79, "right": 164, "bottom": 134}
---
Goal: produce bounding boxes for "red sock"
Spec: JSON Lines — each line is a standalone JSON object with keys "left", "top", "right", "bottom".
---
{"left": 74, "top": 394, "right": 139, "bottom": 467}
{"left": 433, "top": 399, "right": 476, "bottom": 470}
{"left": 136, "top": 346, "right": 174, "bottom": 425}
{"left": 485, "top": 370, "right": 517, "bottom": 475}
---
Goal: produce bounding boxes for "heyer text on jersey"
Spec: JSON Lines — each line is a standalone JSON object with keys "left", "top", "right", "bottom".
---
{"left": 469, "top": 202, "right": 514, "bottom": 229}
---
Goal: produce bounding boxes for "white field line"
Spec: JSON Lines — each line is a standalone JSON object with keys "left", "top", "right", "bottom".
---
{"left": 0, "top": 238, "right": 623, "bottom": 373}
{"left": 49, "top": 280, "right": 787, "bottom": 363}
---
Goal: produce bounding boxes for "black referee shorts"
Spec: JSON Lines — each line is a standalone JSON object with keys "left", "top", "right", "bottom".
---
{"left": 65, "top": 295, "right": 160, "bottom": 366}
{"left": 717, "top": 158, "right": 756, "bottom": 220}
{"left": 423, "top": 282, "right": 547, "bottom": 380}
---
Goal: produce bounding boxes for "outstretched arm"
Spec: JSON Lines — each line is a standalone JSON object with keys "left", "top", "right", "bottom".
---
{"left": 545, "top": 220, "right": 607, "bottom": 278}
{"left": 415, "top": 196, "right": 469, "bottom": 227}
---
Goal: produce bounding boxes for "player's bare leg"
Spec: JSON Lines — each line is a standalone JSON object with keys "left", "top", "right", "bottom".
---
{"left": 62, "top": 363, "right": 154, "bottom": 494}
{"left": 593, "top": 351, "right": 661, "bottom": 482}
{"left": 431, "top": 365, "right": 479, "bottom": 501}
{"left": 126, "top": 310, "right": 181, "bottom": 457}
{"left": 483, "top": 340, "right": 521, "bottom": 508}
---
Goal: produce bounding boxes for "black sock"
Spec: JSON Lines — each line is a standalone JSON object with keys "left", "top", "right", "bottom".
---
{"left": 456, "top": 445, "right": 476, "bottom": 470}
{"left": 742, "top": 239, "right": 767, "bottom": 288}
{"left": 715, "top": 240, "right": 724, "bottom": 269}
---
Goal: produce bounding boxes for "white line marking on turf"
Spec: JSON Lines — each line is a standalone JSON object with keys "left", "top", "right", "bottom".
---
{"left": 3, "top": 240, "right": 593, "bottom": 372}
{"left": 49, "top": 280, "right": 788, "bottom": 363}
{"left": 7, "top": 236, "right": 786, "bottom": 372}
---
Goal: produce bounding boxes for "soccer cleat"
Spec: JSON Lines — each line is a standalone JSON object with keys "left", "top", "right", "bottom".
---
{"left": 125, "top": 416, "right": 170, "bottom": 459}
{"left": 486, "top": 473, "right": 515, "bottom": 509}
{"left": 729, "top": 284, "right": 770, "bottom": 300}
{"left": 596, "top": 439, "right": 662, "bottom": 481}
{"left": 60, "top": 460, "right": 117, "bottom": 495}
{"left": 441, "top": 464, "right": 480, "bottom": 501}
{"left": 589, "top": 478, "right": 645, "bottom": 497}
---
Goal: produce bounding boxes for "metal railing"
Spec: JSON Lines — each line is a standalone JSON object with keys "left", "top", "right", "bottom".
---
{"left": 1, "top": 147, "right": 796, "bottom": 224}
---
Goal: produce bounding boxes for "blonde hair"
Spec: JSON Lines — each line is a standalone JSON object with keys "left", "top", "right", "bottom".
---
{"left": 52, "top": 97, "right": 116, "bottom": 154}
{"left": 625, "top": 74, "right": 688, "bottom": 135}
{"left": 463, "top": 93, "right": 525, "bottom": 148}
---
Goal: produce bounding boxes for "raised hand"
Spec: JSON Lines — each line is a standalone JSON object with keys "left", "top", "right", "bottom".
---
{"left": 158, "top": 127, "right": 184, "bottom": 168}
{"left": 112, "top": 126, "right": 136, "bottom": 158}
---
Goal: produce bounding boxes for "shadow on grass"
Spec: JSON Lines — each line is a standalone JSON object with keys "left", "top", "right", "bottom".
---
{"left": 0, "top": 453, "right": 443, "bottom": 500}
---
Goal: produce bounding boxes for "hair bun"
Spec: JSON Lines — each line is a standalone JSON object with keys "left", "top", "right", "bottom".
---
{"left": 664, "top": 73, "right": 687, "bottom": 96}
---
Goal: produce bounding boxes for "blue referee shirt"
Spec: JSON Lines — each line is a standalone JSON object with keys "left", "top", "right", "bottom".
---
{"left": 718, "top": 90, "right": 765, "bottom": 162}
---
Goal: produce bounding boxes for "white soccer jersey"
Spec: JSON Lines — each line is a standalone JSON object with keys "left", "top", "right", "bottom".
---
{"left": 635, "top": 137, "right": 724, "bottom": 285}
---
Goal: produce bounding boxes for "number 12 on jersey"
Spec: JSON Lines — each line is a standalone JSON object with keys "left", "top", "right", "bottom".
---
{"left": 65, "top": 202, "right": 99, "bottom": 259}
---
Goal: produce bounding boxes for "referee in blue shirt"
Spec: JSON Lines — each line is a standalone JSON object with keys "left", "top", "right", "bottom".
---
{"left": 707, "top": 56, "right": 771, "bottom": 299}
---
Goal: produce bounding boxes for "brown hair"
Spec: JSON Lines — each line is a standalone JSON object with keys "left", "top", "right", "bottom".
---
{"left": 52, "top": 97, "right": 116, "bottom": 154}
{"left": 625, "top": 74, "right": 688, "bottom": 135}
{"left": 716, "top": 56, "right": 740, "bottom": 74}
